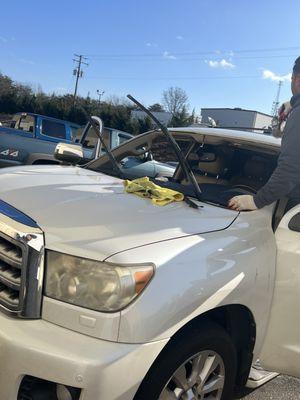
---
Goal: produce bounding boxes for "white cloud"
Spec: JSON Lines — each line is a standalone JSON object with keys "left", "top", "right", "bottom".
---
{"left": 19, "top": 58, "right": 35, "bottom": 65}
{"left": 176, "top": 35, "right": 184, "bottom": 40}
{"left": 163, "top": 51, "right": 177, "bottom": 60}
{"left": 206, "top": 59, "right": 235, "bottom": 69}
{"left": 0, "top": 36, "right": 8, "bottom": 43}
{"left": 262, "top": 69, "right": 292, "bottom": 82}
{"left": 146, "top": 42, "right": 158, "bottom": 47}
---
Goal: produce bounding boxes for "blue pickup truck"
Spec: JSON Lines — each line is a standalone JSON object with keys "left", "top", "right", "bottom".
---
{"left": 0, "top": 112, "right": 80, "bottom": 167}
{"left": 0, "top": 112, "right": 133, "bottom": 168}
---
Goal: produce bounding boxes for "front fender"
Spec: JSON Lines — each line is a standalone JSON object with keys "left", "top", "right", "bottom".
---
{"left": 106, "top": 209, "right": 276, "bottom": 350}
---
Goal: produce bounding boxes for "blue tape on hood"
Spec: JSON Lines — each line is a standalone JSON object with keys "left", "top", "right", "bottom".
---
{"left": 0, "top": 199, "right": 38, "bottom": 228}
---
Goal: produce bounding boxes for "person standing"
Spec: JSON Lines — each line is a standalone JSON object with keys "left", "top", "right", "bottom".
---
{"left": 229, "top": 57, "right": 300, "bottom": 212}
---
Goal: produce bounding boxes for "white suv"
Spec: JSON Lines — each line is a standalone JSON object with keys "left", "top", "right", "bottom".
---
{"left": 0, "top": 126, "right": 298, "bottom": 400}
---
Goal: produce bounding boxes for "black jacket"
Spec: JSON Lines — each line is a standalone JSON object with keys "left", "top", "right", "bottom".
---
{"left": 254, "top": 93, "right": 300, "bottom": 208}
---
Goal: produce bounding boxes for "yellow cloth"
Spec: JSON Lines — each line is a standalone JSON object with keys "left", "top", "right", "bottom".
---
{"left": 123, "top": 177, "right": 184, "bottom": 206}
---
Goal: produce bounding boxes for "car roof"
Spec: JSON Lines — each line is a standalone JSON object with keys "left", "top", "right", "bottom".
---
{"left": 169, "top": 126, "right": 281, "bottom": 148}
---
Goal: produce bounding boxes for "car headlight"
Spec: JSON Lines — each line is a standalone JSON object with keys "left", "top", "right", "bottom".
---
{"left": 45, "top": 250, "right": 154, "bottom": 312}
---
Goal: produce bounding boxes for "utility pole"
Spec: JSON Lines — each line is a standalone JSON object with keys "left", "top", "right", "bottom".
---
{"left": 96, "top": 90, "right": 105, "bottom": 105}
{"left": 271, "top": 80, "right": 283, "bottom": 117}
{"left": 72, "top": 54, "right": 88, "bottom": 107}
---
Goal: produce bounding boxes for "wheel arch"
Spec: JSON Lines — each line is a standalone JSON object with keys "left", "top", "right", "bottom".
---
{"left": 172, "top": 304, "right": 256, "bottom": 389}
{"left": 187, "top": 304, "right": 256, "bottom": 389}
{"left": 31, "top": 159, "right": 60, "bottom": 165}
{"left": 137, "top": 304, "right": 256, "bottom": 397}
{"left": 26, "top": 153, "right": 59, "bottom": 165}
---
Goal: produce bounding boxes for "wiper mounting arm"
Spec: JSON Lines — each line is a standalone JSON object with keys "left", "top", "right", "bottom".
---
{"left": 127, "top": 94, "right": 202, "bottom": 200}
{"left": 79, "top": 107, "right": 124, "bottom": 179}
{"left": 88, "top": 117, "right": 124, "bottom": 179}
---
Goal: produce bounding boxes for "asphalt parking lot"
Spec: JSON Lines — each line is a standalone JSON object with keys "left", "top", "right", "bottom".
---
{"left": 238, "top": 375, "right": 300, "bottom": 400}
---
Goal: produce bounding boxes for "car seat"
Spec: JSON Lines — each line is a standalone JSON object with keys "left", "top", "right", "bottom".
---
{"left": 231, "top": 155, "right": 277, "bottom": 192}
{"left": 195, "top": 155, "right": 229, "bottom": 184}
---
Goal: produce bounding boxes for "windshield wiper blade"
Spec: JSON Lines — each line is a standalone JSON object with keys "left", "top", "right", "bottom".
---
{"left": 127, "top": 94, "right": 202, "bottom": 201}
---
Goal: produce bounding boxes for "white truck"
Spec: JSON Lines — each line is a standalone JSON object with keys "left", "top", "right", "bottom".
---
{"left": 0, "top": 124, "right": 299, "bottom": 400}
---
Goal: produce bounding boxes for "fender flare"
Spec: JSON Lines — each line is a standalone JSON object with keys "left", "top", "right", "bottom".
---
{"left": 26, "top": 153, "right": 60, "bottom": 165}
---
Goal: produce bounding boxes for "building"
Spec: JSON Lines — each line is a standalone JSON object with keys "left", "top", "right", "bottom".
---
{"left": 131, "top": 110, "right": 172, "bottom": 126}
{"left": 201, "top": 108, "right": 273, "bottom": 131}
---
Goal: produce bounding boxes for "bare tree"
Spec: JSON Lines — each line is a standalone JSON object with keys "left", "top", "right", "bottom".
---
{"left": 162, "top": 87, "right": 189, "bottom": 116}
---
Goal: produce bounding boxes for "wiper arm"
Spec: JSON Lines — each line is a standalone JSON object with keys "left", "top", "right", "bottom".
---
{"left": 79, "top": 108, "right": 124, "bottom": 179}
{"left": 127, "top": 94, "right": 202, "bottom": 201}
{"left": 88, "top": 117, "right": 124, "bottom": 179}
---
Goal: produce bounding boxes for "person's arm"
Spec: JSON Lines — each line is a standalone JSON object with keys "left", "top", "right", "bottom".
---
{"left": 253, "top": 105, "right": 300, "bottom": 208}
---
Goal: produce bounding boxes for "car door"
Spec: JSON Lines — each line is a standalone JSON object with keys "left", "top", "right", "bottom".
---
{"left": 259, "top": 204, "right": 300, "bottom": 378}
{"left": 120, "top": 155, "right": 156, "bottom": 179}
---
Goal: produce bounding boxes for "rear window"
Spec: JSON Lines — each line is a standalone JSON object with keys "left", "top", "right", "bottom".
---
{"left": 12, "top": 114, "right": 35, "bottom": 134}
{"left": 41, "top": 119, "right": 66, "bottom": 139}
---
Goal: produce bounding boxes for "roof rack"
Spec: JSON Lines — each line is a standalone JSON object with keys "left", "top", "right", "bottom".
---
{"left": 190, "top": 123, "right": 272, "bottom": 134}
{"left": 218, "top": 126, "right": 273, "bottom": 134}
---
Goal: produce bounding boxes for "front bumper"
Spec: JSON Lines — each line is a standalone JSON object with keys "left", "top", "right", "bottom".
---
{"left": 0, "top": 312, "right": 168, "bottom": 400}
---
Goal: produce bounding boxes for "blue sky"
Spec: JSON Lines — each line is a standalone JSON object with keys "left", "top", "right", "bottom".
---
{"left": 1, "top": 0, "right": 299, "bottom": 115}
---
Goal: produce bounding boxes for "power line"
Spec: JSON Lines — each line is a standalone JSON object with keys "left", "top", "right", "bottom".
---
{"left": 86, "top": 74, "right": 261, "bottom": 81}
{"left": 80, "top": 53, "right": 299, "bottom": 64}
{"left": 85, "top": 45, "right": 300, "bottom": 59}
{"left": 72, "top": 54, "right": 88, "bottom": 106}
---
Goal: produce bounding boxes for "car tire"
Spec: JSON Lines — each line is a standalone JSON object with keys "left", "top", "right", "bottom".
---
{"left": 134, "top": 321, "right": 237, "bottom": 400}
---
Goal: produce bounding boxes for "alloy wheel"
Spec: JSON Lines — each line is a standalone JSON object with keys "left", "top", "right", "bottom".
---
{"left": 158, "top": 350, "right": 225, "bottom": 400}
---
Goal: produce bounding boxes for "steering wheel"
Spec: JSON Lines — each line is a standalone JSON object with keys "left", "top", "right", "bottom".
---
{"left": 231, "top": 184, "right": 257, "bottom": 194}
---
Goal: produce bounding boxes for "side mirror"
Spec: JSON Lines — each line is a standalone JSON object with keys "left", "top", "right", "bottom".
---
{"left": 288, "top": 212, "right": 300, "bottom": 232}
{"left": 54, "top": 143, "right": 84, "bottom": 165}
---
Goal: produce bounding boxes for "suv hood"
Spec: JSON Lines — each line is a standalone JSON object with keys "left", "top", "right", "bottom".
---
{"left": 0, "top": 166, "right": 237, "bottom": 260}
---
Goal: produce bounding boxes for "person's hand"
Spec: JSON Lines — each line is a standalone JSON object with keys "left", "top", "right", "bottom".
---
{"left": 228, "top": 195, "right": 258, "bottom": 211}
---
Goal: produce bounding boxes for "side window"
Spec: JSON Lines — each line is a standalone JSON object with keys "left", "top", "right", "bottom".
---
{"left": 82, "top": 126, "right": 111, "bottom": 150}
{"left": 70, "top": 125, "right": 81, "bottom": 142}
{"left": 41, "top": 120, "right": 66, "bottom": 139}
{"left": 118, "top": 134, "right": 130, "bottom": 146}
{"left": 110, "top": 130, "right": 130, "bottom": 149}
{"left": 11, "top": 115, "right": 21, "bottom": 129}
{"left": 15, "top": 115, "right": 35, "bottom": 134}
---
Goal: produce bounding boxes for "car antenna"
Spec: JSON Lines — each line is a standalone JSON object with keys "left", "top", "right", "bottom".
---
{"left": 127, "top": 94, "right": 202, "bottom": 201}
{"left": 80, "top": 110, "right": 125, "bottom": 179}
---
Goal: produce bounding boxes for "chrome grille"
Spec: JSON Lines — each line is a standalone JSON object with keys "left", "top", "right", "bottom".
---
{"left": 0, "top": 234, "right": 24, "bottom": 311}
{"left": 0, "top": 200, "right": 44, "bottom": 318}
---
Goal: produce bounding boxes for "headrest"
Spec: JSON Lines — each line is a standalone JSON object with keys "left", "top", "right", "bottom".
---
{"left": 198, "top": 156, "right": 226, "bottom": 175}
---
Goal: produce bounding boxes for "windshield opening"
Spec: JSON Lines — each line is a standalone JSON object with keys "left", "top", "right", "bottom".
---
{"left": 86, "top": 130, "right": 279, "bottom": 207}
